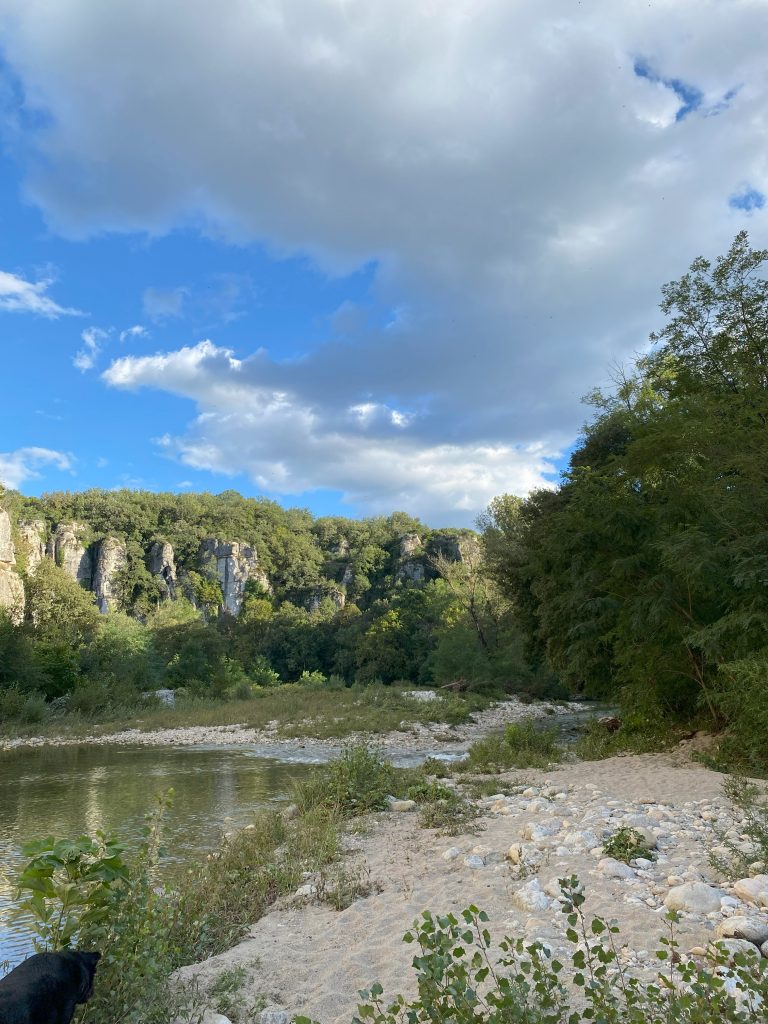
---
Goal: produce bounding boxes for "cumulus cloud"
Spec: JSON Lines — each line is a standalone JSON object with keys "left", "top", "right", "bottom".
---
{"left": 0, "top": 270, "right": 82, "bottom": 317}
{"left": 104, "top": 341, "right": 559, "bottom": 521}
{"left": 0, "top": 446, "right": 73, "bottom": 489}
{"left": 2, "top": 0, "right": 768, "bottom": 516}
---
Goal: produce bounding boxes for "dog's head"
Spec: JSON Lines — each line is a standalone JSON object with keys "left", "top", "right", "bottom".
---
{"left": 71, "top": 951, "right": 101, "bottom": 1003}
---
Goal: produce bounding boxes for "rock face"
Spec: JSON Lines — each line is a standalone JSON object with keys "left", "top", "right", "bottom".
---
{"left": 199, "top": 539, "right": 270, "bottom": 616}
{"left": 0, "top": 509, "right": 24, "bottom": 623}
{"left": 306, "top": 585, "right": 345, "bottom": 613}
{"left": 19, "top": 519, "right": 46, "bottom": 572}
{"left": 149, "top": 541, "right": 178, "bottom": 600}
{"left": 0, "top": 509, "right": 14, "bottom": 564}
{"left": 47, "top": 522, "right": 92, "bottom": 586}
{"left": 92, "top": 537, "right": 127, "bottom": 614}
{"left": 399, "top": 533, "right": 422, "bottom": 558}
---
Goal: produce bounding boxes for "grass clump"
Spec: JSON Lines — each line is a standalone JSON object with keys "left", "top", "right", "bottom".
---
{"left": 292, "top": 743, "right": 397, "bottom": 816}
{"left": 602, "top": 826, "right": 656, "bottom": 864}
{"left": 297, "top": 876, "right": 767, "bottom": 1024}
{"left": 456, "top": 720, "right": 561, "bottom": 774}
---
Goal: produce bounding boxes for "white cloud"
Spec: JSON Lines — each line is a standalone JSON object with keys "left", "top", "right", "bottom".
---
{"left": 119, "top": 324, "right": 148, "bottom": 342}
{"left": 0, "top": 447, "right": 73, "bottom": 489}
{"left": 104, "top": 341, "right": 559, "bottom": 522}
{"left": 3, "top": 0, "right": 768, "bottom": 517}
{"left": 0, "top": 270, "right": 82, "bottom": 318}
{"left": 73, "top": 326, "right": 109, "bottom": 372}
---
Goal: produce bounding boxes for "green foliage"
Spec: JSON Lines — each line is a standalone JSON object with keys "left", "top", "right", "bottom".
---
{"left": 710, "top": 775, "right": 768, "bottom": 879}
{"left": 457, "top": 720, "right": 561, "bottom": 773}
{"left": 602, "top": 827, "right": 656, "bottom": 864}
{"left": 293, "top": 743, "right": 397, "bottom": 816}
{"left": 479, "top": 233, "right": 768, "bottom": 764}
{"left": 298, "top": 877, "right": 768, "bottom": 1024}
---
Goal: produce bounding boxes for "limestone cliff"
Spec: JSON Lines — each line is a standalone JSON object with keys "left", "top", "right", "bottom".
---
{"left": 199, "top": 539, "right": 271, "bottom": 616}
{"left": 149, "top": 541, "right": 178, "bottom": 600}
{"left": 92, "top": 537, "right": 127, "bottom": 614}
{"left": 0, "top": 508, "right": 24, "bottom": 623}
{"left": 19, "top": 519, "right": 46, "bottom": 572}
{"left": 47, "top": 522, "right": 92, "bottom": 586}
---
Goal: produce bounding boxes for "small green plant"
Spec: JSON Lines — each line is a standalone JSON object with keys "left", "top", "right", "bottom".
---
{"left": 297, "top": 876, "right": 768, "bottom": 1024}
{"left": 207, "top": 965, "right": 265, "bottom": 1023}
{"left": 602, "top": 826, "right": 657, "bottom": 864}
{"left": 456, "top": 720, "right": 561, "bottom": 773}
{"left": 710, "top": 774, "right": 768, "bottom": 878}
{"left": 293, "top": 743, "right": 396, "bottom": 816}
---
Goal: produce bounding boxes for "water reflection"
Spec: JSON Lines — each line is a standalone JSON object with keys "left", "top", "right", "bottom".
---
{"left": 0, "top": 745, "right": 310, "bottom": 967}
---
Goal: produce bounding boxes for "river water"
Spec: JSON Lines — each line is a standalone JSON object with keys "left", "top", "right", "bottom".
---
{"left": 0, "top": 706, "right": 603, "bottom": 967}
{"left": 0, "top": 744, "right": 314, "bottom": 967}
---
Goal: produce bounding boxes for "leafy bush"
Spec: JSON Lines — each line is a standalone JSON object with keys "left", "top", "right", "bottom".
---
{"left": 293, "top": 743, "right": 396, "bottom": 816}
{"left": 457, "top": 720, "right": 561, "bottom": 773}
{"left": 602, "top": 826, "right": 656, "bottom": 864}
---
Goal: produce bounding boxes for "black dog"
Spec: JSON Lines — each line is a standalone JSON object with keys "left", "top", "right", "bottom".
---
{"left": 0, "top": 950, "right": 101, "bottom": 1024}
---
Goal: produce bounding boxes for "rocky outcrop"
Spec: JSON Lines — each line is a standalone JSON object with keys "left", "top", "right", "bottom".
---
{"left": 0, "top": 508, "right": 24, "bottom": 623}
{"left": 399, "top": 533, "right": 422, "bottom": 558}
{"left": 149, "top": 541, "right": 178, "bottom": 600}
{"left": 306, "top": 585, "right": 346, "bottom": 613}
{"left": 398, "top": 560, "right": 425, "bottom": 583}
{"left": 199, "top": 539, "right": 271, "bottom": 616}
{"left": 92, "top": 537, "right": 127, "bottom": 614}
{"left": 19, "top": 519, "right": 46, "bottom": 572}
{"left": 0, "top": 508, "right": 14, "bottom": 564}
{"left": 47, "top": 522, "right": 92, "bottom": 586}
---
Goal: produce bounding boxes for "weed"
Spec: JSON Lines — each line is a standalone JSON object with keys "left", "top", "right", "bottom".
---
{"left": 602, "top": 826, "right": 656, "bottom": 863}
{"left": 710, "top": 774, "right": 768, "bottom": 878}
{"left": 455, "top": 720, "right": 561, "bottom": 773}
{"left": 297, "top": 876, "right": 768, "bottom": 1024}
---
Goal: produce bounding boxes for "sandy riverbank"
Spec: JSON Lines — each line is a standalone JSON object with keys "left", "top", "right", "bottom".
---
{"left": 175, "top": 750, "right": 767, "bottom": 1024}
{"left": 0, "top": 697, "right": 586, "bottom": 755}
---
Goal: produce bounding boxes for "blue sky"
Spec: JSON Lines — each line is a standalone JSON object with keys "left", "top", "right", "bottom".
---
{"left": 0, "top": 0, "right": 766, "bottom": 525}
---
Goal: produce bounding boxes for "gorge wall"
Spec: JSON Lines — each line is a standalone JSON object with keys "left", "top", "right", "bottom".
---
{"left": 0, "top": 499, "right": 473, "bottom": 623}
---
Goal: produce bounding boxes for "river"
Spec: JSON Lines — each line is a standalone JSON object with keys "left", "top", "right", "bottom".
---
{"left": 0, "top": 706, "right": 603, "bottom": 967}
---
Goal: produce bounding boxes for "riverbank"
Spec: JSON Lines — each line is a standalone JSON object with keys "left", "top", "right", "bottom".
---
{"left": 0, "top": 694, "right": 585, "bottom": 756}
{"left": 176, "top": 749, "right": 767, "bottom": 1024}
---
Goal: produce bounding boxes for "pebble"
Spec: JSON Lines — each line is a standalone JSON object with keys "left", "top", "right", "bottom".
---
{"left": 598, "top": 857, "right": 636, "bottom": 880}
{"left": 442, "top": 846, "right": 461, "bottom": 861}
{"left": 464, "top": 854, "right": 485, "bottom": 869}
{"left": 387, "top": 798, "right": 416, "bottom": 812}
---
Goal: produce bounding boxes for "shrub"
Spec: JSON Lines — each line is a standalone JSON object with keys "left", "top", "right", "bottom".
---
{"left": 293, "top": 743, "right": 396, "bottom": 816}
{"left": 457, "top": 720, "right": 561, "bottom": 773}
{"left": 297, "top": 877, "right": 768, "bottom": 1024}
{"left": 602, "top": 826, "right": 656, "bottom": 863}
{"left": 710, "top": 774, "right": 768, "bottom": 878}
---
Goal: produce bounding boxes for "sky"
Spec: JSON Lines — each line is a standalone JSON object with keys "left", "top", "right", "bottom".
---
{"left": 0, "top": 0, "right": 766, "bottom": 526}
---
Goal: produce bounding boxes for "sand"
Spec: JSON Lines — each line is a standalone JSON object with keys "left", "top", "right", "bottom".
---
{"left": 175, "top": 750, "right": 759, "bottom": 1024}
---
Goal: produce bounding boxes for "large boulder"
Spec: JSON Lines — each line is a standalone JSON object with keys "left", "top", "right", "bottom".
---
{"left": 92, "top": 537, "right": 127, "bottom": 613}
{"left": 664, "top": 882, "right": 723, "bottom": 915}
{"left": 733, "top": 875, "right": 768, "bottom": 907}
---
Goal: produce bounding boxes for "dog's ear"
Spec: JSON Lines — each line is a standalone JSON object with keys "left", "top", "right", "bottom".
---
{"left": 76, "top": 951, "right": 101, "bottom": 1001}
